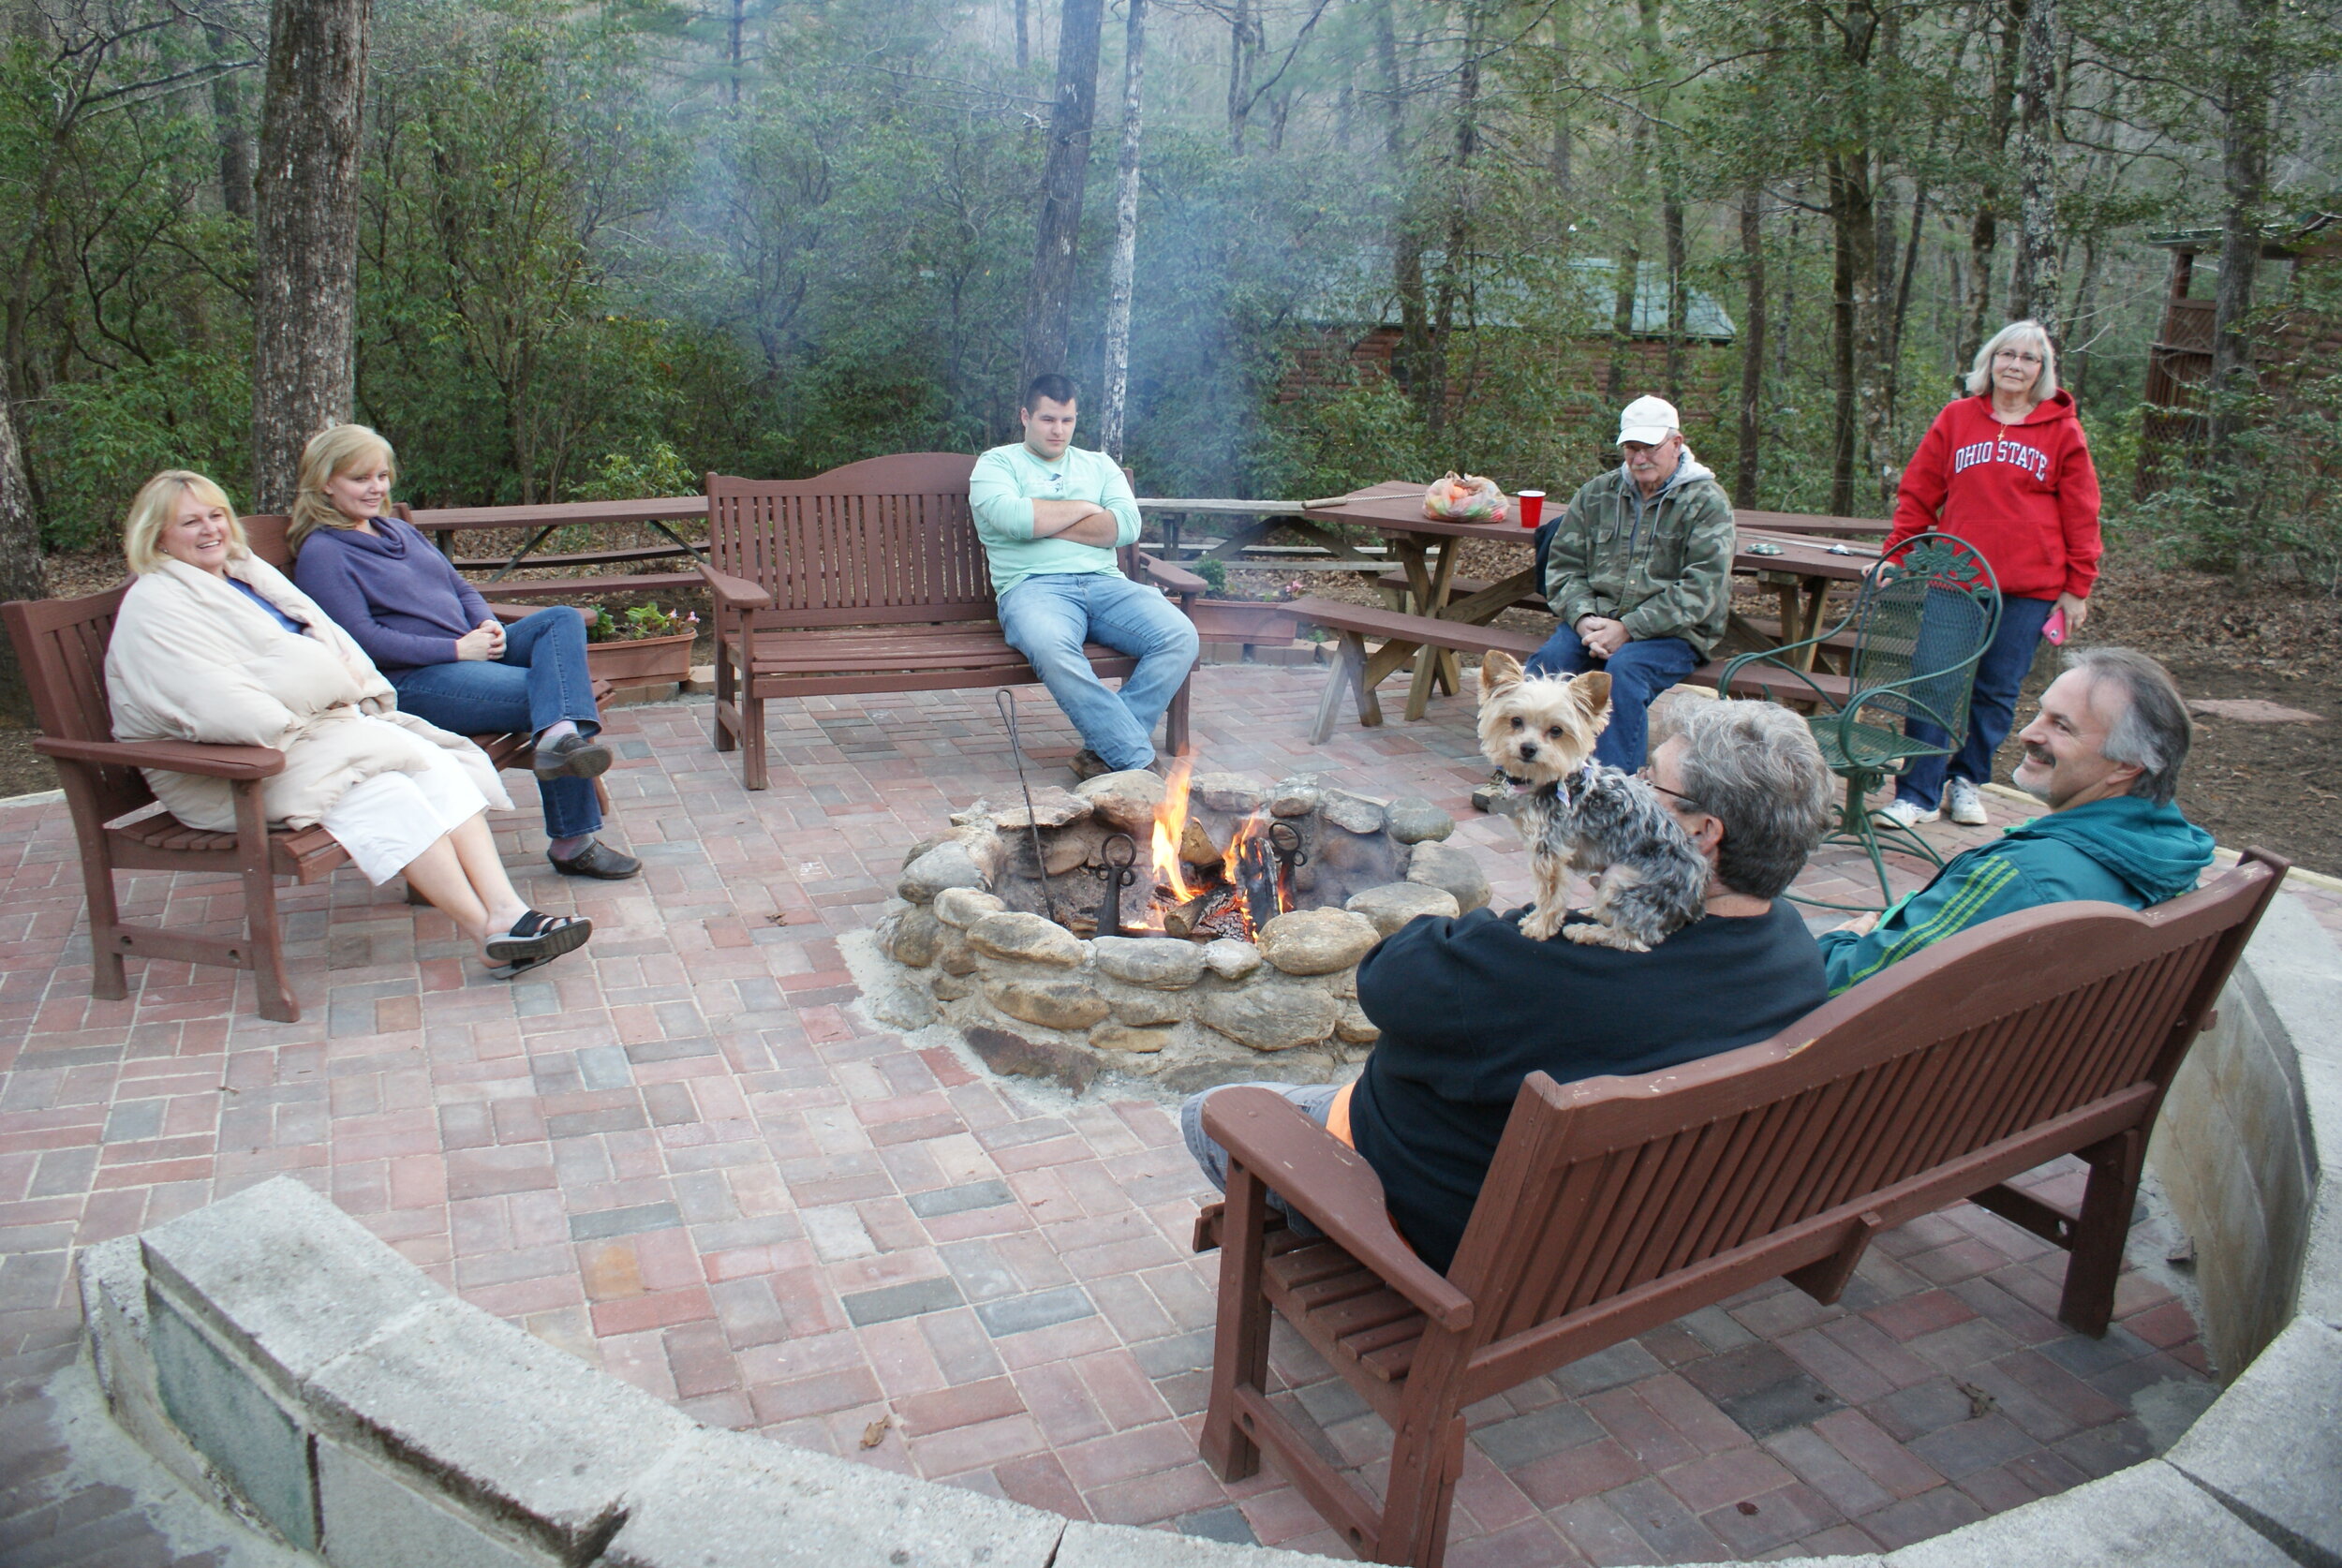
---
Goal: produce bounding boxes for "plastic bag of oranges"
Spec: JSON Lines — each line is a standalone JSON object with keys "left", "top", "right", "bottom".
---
{"left": 1422, "top": 471, "right": 1507, "bottom": 522}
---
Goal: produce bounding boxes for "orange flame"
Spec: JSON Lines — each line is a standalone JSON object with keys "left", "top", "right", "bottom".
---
{"left": 1150, "top": 757, "right": 1196, "bottom": 904}
{"left": 1219, "top": 813, "right": 1290, "bottom": 940}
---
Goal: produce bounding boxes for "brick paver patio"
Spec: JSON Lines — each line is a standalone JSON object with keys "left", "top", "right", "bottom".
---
{"left": 4, "top": 661, "right": 2320, "bottom": 1564}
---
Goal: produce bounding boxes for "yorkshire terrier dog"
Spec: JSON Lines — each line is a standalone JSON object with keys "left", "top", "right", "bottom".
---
{"left": 1475, "top": 652, "right": 1709, "bottom": 950}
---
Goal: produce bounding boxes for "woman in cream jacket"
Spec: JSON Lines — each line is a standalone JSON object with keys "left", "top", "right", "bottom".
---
{"left": 104, "top": 470, "right": 592, "bottom": 975}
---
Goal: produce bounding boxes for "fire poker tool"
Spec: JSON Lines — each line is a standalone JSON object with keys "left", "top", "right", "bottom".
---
{"left": 1267, "top": 821, "right": 1306, "bottom": 877}
{"left": 1100, "top": 833, "right": 1138, "bottom": 938}
{"left": 993, "top": 689, "right": 1057, "bottom": 926}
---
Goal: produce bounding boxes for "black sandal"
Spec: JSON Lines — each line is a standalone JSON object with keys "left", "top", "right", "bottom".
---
{"left": 484, "top": 910, "right": 593, "bottom": 969}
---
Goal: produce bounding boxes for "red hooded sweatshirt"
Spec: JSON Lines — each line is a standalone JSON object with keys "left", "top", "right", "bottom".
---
{"left": 1887, "top": 390, "right": 2103, "bottom": 600}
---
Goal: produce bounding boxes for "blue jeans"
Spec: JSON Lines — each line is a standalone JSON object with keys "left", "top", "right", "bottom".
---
{"left": 997, "top": 572, "right": 1199, "bottom": 770}
{"left": 1182, "top": 1082, "right": 1341, "bottom": 1238}
{"left": 389, "top": 606, "right": 603, "bottom": 840}
{"left": 1898, "top": 594, "right": 2057, "bottom": 810}
{"left": 1523, "top": 630, "right": 1701, "bottom": 771}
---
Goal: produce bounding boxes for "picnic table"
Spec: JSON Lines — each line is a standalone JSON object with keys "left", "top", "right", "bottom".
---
{"left": 401, "top": 496, "right": 711, "bottom": 593}
{"left": 1299, "top": 481, "right": 1875, "bottom": 719}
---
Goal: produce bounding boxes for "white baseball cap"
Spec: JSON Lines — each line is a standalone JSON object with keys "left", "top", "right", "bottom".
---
{"left": 1616, "top": 395, "right": 1681, "bottom": 447}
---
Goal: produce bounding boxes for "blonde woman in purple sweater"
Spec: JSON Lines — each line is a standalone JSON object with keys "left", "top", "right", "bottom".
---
{"left": 289, "top": 425, "right": 641, "bottom": 880}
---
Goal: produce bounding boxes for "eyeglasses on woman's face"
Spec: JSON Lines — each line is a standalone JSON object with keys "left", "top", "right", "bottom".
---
{"left": 1994, "top": 348, "right": 2043, "bottom": 365}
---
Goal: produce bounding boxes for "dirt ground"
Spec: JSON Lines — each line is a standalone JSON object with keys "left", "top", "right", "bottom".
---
{"left": 7, "top": 541, "right": 2338, "bottom": 876}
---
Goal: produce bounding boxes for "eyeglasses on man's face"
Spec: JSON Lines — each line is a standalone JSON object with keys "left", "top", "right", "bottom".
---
{"left": 1636, "top": 766, "right": 1697, "bottom": 811}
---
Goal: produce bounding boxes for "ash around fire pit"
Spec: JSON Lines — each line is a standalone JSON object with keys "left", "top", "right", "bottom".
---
{"left": 875, "top": 770, "right": 1493, "bottom": 1093}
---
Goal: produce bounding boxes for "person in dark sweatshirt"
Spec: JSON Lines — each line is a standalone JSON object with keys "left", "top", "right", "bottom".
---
{"left": 1882, "top": 318, "right": 2104, "bottom": 831}
{"left": 1822, "top": 647, "right": 2214, "bottom": 995}
{"left": 289, "top": 424, "right": 641, "bottom": 880}
{"left": 1182, "top": 699, "right": 1836, "bottom": 1274}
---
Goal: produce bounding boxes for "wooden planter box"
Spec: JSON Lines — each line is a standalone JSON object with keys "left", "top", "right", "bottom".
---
{"left": 1188, "top": 598, "right": 1301, "bottom": 642}
{"left": 586, "top": 630, "right": 695, "bottom": 689}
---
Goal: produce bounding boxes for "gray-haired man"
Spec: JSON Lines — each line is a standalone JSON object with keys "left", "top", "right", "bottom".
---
{"left": 1819, "top": 647, "right": 2216, "bottom": 995}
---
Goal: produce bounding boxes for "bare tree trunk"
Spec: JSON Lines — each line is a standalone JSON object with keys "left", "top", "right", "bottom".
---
{"left": 1735, "top": 186, "right": 1766, "bottom": 508}
{"left": 1015, "top": 0, "right": 1029, "bottom": 69}
{"left": 2009, "top": 0, "right": 2059, "bottom": 333}
{"left": 1226, "top": 0, "right": 1253, "bottom": 155}
{"left": 1374, "top": 0, "right": 1430, "bottom": 407}
{"left": 1961, "top": 0, "right": 2022, "bottom": 363}
{"left": 1607, "top": 248, "right": 1639, "bottom": 405}
{"left": 1549, "top": 12, "right": 1571, "bottom": 196}
{"left": 251, "top": 0, "right": 371, "bottom": 510}
{"left": 2208, "top": 0, "right": 2272, "bottom": 449}
{"left": 1098, "top": 0, "right": 1146, "bottom": 460}
{"left": 1018, "top": 0, "right": 1105, "bottom": 393}
{"left": 1664, "top": 195, "right": 1686, "bottom": 407}
{"left": 0, "top": 385, "right": 45, "bottom": 721}
{"left": 1427, "top": 5, "right": 1482, "bottom": 438}
{"left": 206, "top": 23, "right": 253, "bottom": 218}
{"left": 728, "top": 0, "right": 744, "bottom": 103}
{"left": 1827, "top": 150, "right": 1875, "bottom": 516}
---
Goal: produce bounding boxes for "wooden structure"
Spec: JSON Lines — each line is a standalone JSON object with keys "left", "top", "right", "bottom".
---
{"left": 2, "top": 585, "right": 342, "bottom": 1023}
{"left": 2, "top": 530, "right": 617, "bottom": 1024}
{"left": 700, "top": 453, "right": 1205, "bottom": 791}
{"left": 2139, "top": 213, "right": 2342, "bottom": 496}
{"left": 1193, "top": 851, "right": 2286, "bottom": 1567}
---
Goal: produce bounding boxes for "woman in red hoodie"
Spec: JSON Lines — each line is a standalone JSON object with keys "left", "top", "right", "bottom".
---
{"left": 1880, "top": 319, "right": 2101, "bottom": 829}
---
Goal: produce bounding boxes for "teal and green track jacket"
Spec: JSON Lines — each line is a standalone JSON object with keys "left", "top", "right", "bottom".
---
{"left": 1818, "top": 794, "right": 2216, "bottom": 996}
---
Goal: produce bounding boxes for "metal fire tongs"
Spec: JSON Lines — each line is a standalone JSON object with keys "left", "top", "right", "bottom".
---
{"left": 994, "top": 689, "right": 1058, "bottom": 926}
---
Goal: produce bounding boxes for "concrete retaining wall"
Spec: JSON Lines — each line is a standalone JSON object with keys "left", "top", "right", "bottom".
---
{"left": 79, "top": 898, "right": 2342, "bottom": 1568}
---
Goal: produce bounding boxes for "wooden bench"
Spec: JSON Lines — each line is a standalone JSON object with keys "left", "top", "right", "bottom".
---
{"left": 702, "top": 454, "right": 1207, "bottom": 791}
{"left": 2, "top": 585, "right": 350, "bottom": 1023}
{"left": 1289, "top": 596, "right": 1854, "bottom": 743}
{"left": 0, "top": 531, "right": 625, "bottom": 1024}
{"left": 1193, "top": 851, "right": 2287, "bottom": 1566}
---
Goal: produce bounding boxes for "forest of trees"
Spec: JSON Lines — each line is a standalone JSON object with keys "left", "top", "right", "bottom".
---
{"left": 0, "top": 0, "right": 2336, "bottom": 583}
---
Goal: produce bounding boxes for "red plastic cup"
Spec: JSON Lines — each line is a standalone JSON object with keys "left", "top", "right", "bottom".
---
{"left": 1517, "top": 490, "right": 1545, "bottom": 530}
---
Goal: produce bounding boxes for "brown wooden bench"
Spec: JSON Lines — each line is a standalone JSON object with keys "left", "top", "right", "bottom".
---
{"left": 3, "top": 585, "right": 347, "bottom": 1023}
{"left": 2, "top": 532, "right": 622, "bottom": 1024}
{"left": 1191, "top": 850, "right": 2287, "bottom": 1567}
{"left": 701, "top": 454, "right": 1207, "bottom": 790}
{"left": 1288, "top": 596, "right": 1855, "bottom": 743}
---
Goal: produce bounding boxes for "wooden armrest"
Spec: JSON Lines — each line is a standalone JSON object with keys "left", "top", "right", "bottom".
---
{"left": 38, "top": 736, "right": 287, "bottom": 780}
{"left": 1203, "top": 1087, "right": 1474, "bottom": 1332}
{"left": 696, "top": 564, "right": 771, "bottom": 613}
{"left": 1137, "top": 554, "right": 1209, "bottom": 597}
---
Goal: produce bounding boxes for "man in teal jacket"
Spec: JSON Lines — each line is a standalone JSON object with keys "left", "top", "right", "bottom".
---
{"left": 1821, "top": 647, "right": 2215, "bottom": 994}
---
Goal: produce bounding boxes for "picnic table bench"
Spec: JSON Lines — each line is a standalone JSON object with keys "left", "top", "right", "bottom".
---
{"left": 701, "top": 454, "right": 1206, "bottom": 790}
{"left": 399, "top": 496, "right": 710, "bottom": 602}
{"left": 1192, "top": 850, "right": 2287, "bottom": 1567}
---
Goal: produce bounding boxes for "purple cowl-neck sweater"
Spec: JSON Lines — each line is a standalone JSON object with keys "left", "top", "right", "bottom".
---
{"left": 292, "top": 516, "right": 493, "bottom": 673}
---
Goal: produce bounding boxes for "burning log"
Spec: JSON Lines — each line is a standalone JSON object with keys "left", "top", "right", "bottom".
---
{"left": 1234, "top": 834, "right": 1282, "bottom": 933}
{"left": 1162, "top": 886, "right": 1224, "bottom": 939}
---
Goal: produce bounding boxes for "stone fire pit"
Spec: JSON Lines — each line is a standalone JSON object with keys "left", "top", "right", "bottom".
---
{"left": 871, "top": 770, "right": 1490, "bottom": 1093}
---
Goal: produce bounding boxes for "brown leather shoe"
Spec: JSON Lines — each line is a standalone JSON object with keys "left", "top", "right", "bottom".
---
{"left": 548, "top": 838, "right": 641, "bottom": 879}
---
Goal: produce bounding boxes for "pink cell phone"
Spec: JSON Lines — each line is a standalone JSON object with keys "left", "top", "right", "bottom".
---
{"left": 2041, "top": 607, "right": 2068, "bottom": 645}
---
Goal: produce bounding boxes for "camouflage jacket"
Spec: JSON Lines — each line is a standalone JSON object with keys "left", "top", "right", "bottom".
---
{"left": 1542, "top": 455, "right": 1735, "bottom": 660}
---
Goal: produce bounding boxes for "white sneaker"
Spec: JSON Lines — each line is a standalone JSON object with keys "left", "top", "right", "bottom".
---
{"left": 1946, "top": 777, "right": 1989, "bottom": 826}
{"left": 1878, "top": 797, "right": 1939, "bottom": 830}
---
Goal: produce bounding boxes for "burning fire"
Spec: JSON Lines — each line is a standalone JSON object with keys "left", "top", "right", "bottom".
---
{"left": 1142, "top": 761, "right": 1293, "bottom": 940}
{"left": 1150, "top": 756, "right": 1196, "bottom": 903}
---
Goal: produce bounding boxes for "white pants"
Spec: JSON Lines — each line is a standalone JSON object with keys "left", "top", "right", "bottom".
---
{"left": 320, "top": 751, "right": 488, "bottom": 885}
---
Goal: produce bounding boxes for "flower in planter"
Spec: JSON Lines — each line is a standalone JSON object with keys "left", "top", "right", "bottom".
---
{"left": 586, "top": 602, "right": 699, "bottom": 642}
{"left": 1283, "top": 579, "right": 1306, "bottom": 599}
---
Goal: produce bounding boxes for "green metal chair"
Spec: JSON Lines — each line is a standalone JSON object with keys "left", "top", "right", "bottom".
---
{"left": 1719, "top": 531, "right": 2001, "bottom": 910}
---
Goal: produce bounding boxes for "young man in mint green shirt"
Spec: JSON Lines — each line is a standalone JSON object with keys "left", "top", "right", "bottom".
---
{"left": 970, "top": 375, "right": 1197, "bottom": 777}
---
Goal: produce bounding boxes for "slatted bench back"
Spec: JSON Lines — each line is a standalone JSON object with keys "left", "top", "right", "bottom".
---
{"left": 708, "top": 453, "right": 996, "bottom": 629}
{"left": 1449, "top": 856, "right": 2279, "bottom": 1365}
{"left": 3, "top": 584, "right": 152, "bottom": 825}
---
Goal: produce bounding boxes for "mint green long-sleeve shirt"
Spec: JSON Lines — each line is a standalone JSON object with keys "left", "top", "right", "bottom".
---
{"left": 967, "top": 442, "right": 1143, "bottom": 596}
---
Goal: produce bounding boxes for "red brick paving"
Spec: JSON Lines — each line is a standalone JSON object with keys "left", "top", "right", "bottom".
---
{"left": 0, "top": 666, "right": 2236, "bottom": 1559}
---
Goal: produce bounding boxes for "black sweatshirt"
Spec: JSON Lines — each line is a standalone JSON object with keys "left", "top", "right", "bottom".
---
{"left": 1350, "top": 903, "right": 1827, "bottom": 1273}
